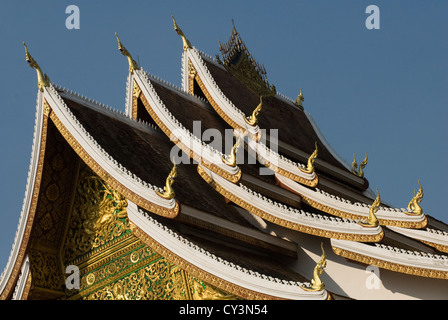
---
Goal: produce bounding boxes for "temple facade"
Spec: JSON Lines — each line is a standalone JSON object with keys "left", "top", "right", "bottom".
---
{"left": 1, "top": 19, "right": 447, "bottom": 300}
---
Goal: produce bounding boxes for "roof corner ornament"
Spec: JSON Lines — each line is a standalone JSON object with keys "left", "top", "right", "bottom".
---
{"left": 156, "top": 161, "right": 178, "bottom": 200}
{"left": 222, "top": 136, "right": 241, "bottom": 167}
{"left": 294, "top": 88, "right": 304, "bottom": 107}
{"left": 359, "top": 187, "right": 380, "bottom": 228}
{"left": 351, "top": 152, "right": 368, "bottom": 178}
{"left": 301, "top": 142, "right": 318, "bottom": 174}
{"left": 407, "top": 180, "right": 423, "bottom": 216}
{"left": 172, "top": 15, "right": 192, "bottom": 51}
{"left": 115, "top": 32, "right": 139, "bottom": 74}
{"left": 23, "top": 42, "right": 50, "bottom": 92}
{"left": 302, "top": 243, "right": 326, "bottom": 292}
{"left": 244, "top": 96, "right": 263, "bottom": 126}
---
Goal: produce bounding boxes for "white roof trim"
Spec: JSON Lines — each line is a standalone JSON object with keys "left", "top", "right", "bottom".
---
{"left": 134, "top": 69, "right": 240, "bottom": 177}
{"left": 0, "top": 91, "right": 44, "bottom": 296}
{"left": 387, "top": 226, "right": 448, "bottom": 250}
{"left": 127, "top": 200, "right": 328, "bottom": 300}
{"left": 44, "top": 84, "right": 176, "bottom": 210}
{"left": 331, "top": 239, "right": 448, "bottom": 272}
{"left": 276, "top": 173, "right": 427, "bottom": 225}
{"left": 199, "top": 165, "right": 382, "bottom": 238}
{"left": 11, "top": 255, "right": 30, "bottom": 300}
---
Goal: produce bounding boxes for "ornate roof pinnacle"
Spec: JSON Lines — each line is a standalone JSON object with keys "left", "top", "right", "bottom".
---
{"left": 301, "top": 243, "right": 326, "bottom": 291}
{"left": 244, "top": 96, "right": 263, "bottom": 126}
{"left": 156, "top": 161, "right": 178, "bottom": 200}
{"left": 352, "top": 152, "right": 368, "bottom": 178}
{"left": 407, "top": 180, "right": 424, "bottom": 215}
{"left": 359, "top": 187, "right": 380, "bottom": 228}
{"left": 222, "top": 136, "right": 242, "bottom": 167}
{"left": 294, "top": 88, "right": 304, "bottom": 107}
{"left": 23, "top": 41, "right": 50, "bottom": 92}
{"left": 115, "top": 32, "right": 139, "bottom": 74}
{"left": 301, "top": 141, "right": 318, "bottom": 174}
{"left": 172, "top": 15, "right": 192, "bottom": 51}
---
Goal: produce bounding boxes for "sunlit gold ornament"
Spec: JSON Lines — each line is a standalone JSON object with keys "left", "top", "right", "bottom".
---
{"left": 407, "top": 180, "right": 423, "bottom": 215}
{"left": 352, "top": 152, "right": 368, "bottom": 178}
{"left": 294, "top": 88, "right": 304, "bottom": 107}
{"left": 115, "top": 32, "right": 139, "bottom": 74}
{"left": 301, "top": 142, "right": 318, "bottom": 174}
{"left": 156, "top": 161, "right": 178, "bottom": 200}
{"left": 302, "top": 243, "right": 327, "bottom": 291}
{"left": 244, "top": 96, "right": 263, "bottom": 126}
{"left": 23, "top": 42, "right": 50, "bottom": 92}
{"left": 359, "top": 187, "right": 380, "bottom": 228}
{"left": 222, "top": 136, "right": 241, "bottom": 167}
{"left": 172, "top": 15, "right": 192, "bottom": 51}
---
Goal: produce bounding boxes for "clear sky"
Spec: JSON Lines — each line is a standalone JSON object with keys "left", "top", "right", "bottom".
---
{"left": 0, "top": 1, "right": 447, "bottom": 272}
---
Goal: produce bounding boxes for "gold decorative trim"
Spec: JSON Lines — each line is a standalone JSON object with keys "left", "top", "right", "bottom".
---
{"left": 138, "top": 90, "right": 242, "bottom": 184}
{"left": 198, "top": 165, "right": 383, "bottom": 242}
{"left": 131, "top": 80, "right": 141, "bottom": 120}
{"left": 0, "top": 107, "right": 49, "bottom": 300}
{"left": 332, "top": 246, "right": 448, "bottom": 280}
{"left": 129, "top": 222, "right": 285, "bottom": 300}
{"left": 48, "top": 110, "right": 180, "bottom": 219}
{"left": 277, "top": 177, "right": 428, "bottom": 229}
{"left": 418, "top": 239, "right": 448, "bottom": 254}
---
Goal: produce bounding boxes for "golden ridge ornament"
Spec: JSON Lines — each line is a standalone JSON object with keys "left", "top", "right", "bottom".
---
{"left": 172, "top": 15, "right": 192, "bottom": 51}
{"left": 115, "top": 32, "right": 139, "bottom": 74}
{"left": 359, "top": 188, "right": 380, "bottom": 228}
{"left": 23, "top": 42, "right": 50, "bottom": 92}
{"left": 407, "top": 180, "right": 423, "bottom": 215}
{"left": 294, "top": 88, "right": 304, "bottom": 107}
{"left": 352, "top": 153, "right": 368, "bottom": 178}
{"left": 222, "top": 136, "right": 241, "bottom": 167}
{"left": 301, "top": 142, "right": 318, "bottom": 174}
{"left": 244, "top": 96, "right": 263, "bottom": 126}
{"left": 302, "top": 243, "right": 326, "bottom": 291}
{"left": 156, "top": 162, "right": 178, "bottom": 200}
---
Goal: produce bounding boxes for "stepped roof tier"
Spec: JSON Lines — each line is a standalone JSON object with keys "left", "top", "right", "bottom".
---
{"left": 1, "top": 21, "right": 447, "bottom": 300}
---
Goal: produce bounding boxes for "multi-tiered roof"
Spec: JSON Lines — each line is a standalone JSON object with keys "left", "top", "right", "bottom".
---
{"left": 1, "top": 19, "right": 447, "bottom": 300}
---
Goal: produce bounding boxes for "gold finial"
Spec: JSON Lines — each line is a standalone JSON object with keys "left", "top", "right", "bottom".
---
{"left": 301, "top": 142, "right": 318, "bottom": 174}
{"left": 407, "top": 180, "right": 423, "bottom": 215}
{"left": 244, "top": 96, "right": 263, "bottom": 126}
{"left": 352, "top": 152, "right": 368, "bottom": 178}
{"left": 172, "top": 15, "right": 192, "bottom": 51}
{"left": 302, "top": 243, "right": 327, "bottom": 292}
{"left": 222, "top": 136, "right": 241, "bottom": 167}
{"left": 23, "top": 42, "right": 50, "bottom": 92}
{"left": 115, "top": 33, "right": 139, "bottom": 74}
{"left": 156, "top": 161, "right": 178, "bottom": 200}
{"left": 359, "top": 187, "right": 380, "bottom": 228}
{"left": 294, "top": 88, "right": 304, "bottom": 107}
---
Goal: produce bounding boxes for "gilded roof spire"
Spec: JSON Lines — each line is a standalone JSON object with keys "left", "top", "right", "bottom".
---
{"left": 352, "top": 152, "right": 368, "bottom": 178}
{"left": 302, "top": 243, "right": 327, "bottom": 291}
{"left": 294, "top": 88, "right": 304, "bottom": 107}
{"left": 156, "top": 161, "right": 178, "bottom": 200}
{"left": 244, "top": 96, "right": 263, "bottom": 126}
{"left": 359, "top": 187, "right": 380, "bottom": 228}
{"left": 222, "top": 136, "right": 242, "bottom": 167}
{"left": 115, "top": 33, "right": 139, "bottom": 74}
{"left": 407, "top": 180, "right": 423, "bottom": 215}
{"left": 172, "top": 15, "right": 192, "bottom": 51}
{"left": 301, "top": 142, "right": 318, "bottom": 174}
{"left": 23, "top": 42, "right": 50, "bottom": 92}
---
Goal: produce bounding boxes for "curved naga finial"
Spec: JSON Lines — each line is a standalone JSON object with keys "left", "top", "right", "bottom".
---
{"left": 156, "top": 161, "right": 178, "bottom": 200}
{"left": 294, "top": 88, "right": 304, "bottom": 107}
{"left": 172, "top": 15, "right": 192, "bottom": 51}
{"left": 301, "top": 142, "right": 318, "bottom": 174}
{"left": 115, "top": 33, "right": 139, "bottom": 74}
{"left": 352, "top": 152, "right": 368, "bottom": 178}
{"left": 222, "top": 136, "right": 242, "bottom": 167}
{"left": 302, "top": 243, "right": 327, "bottom": 292}
{"left": 244, "top": 96, "right": 263, "bottom": 126}
{"left": 407, "top": 180, "right": 423, "bottom": 215}
{"left": 23, "top": 42, "right": 50, "bottom": 92}
{"left": 359, "top": 187, "right": 380, "bottom": 228}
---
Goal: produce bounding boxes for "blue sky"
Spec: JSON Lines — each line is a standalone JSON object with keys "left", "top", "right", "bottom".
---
{"left": 0, "top": 1, "right": 447, "bottom": 271}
